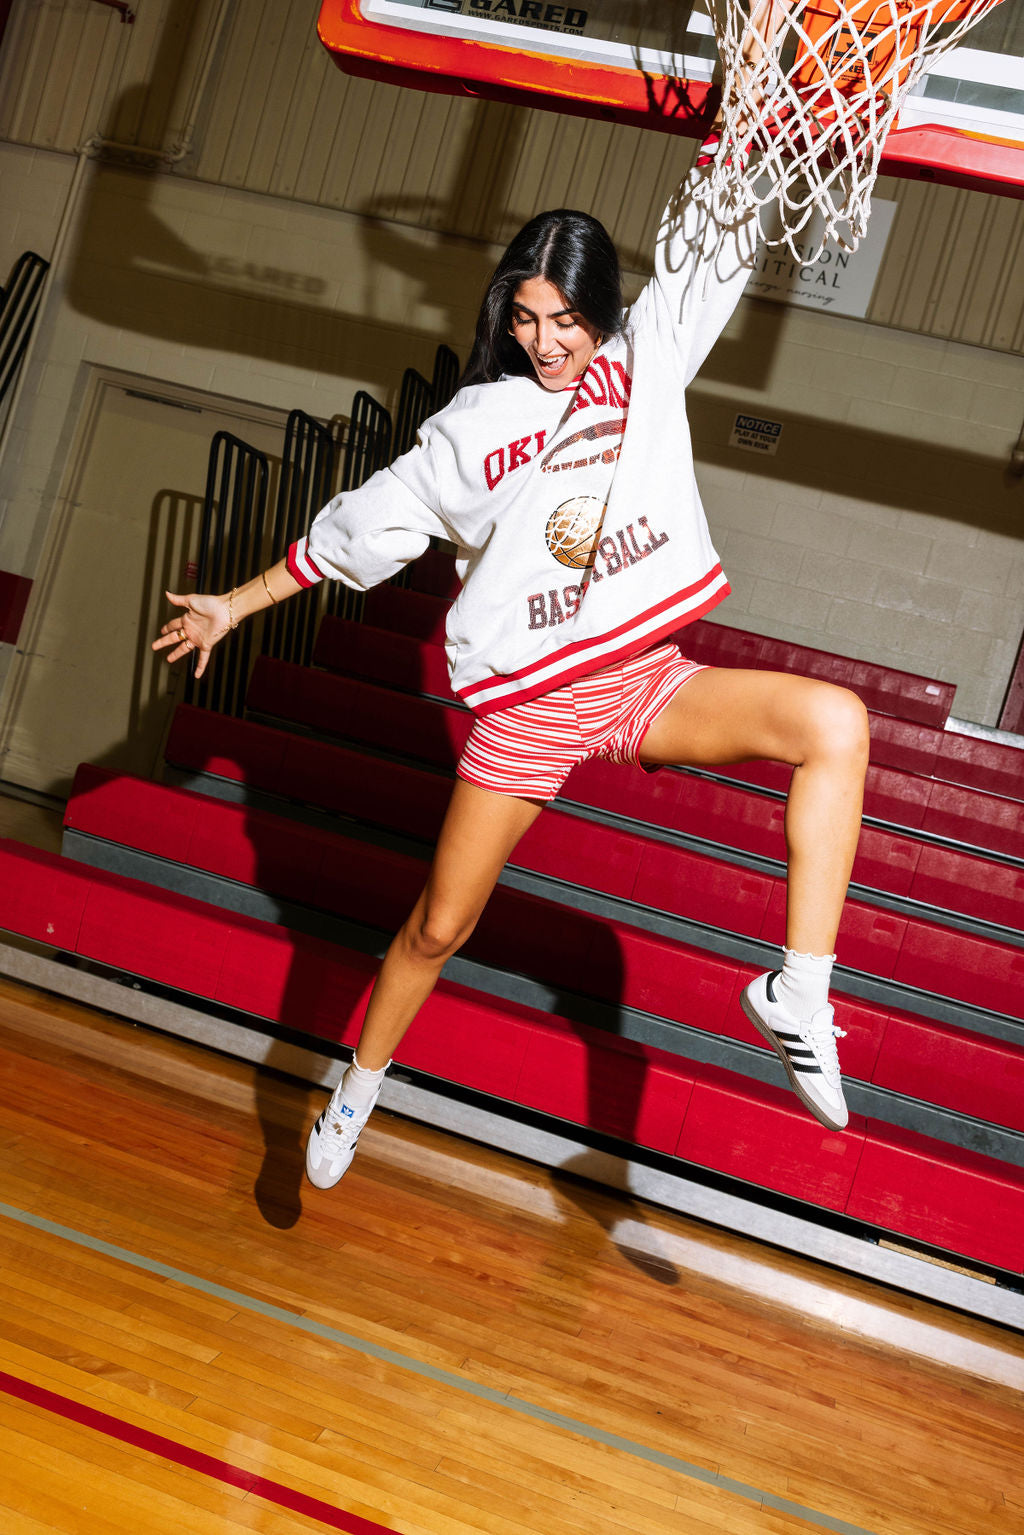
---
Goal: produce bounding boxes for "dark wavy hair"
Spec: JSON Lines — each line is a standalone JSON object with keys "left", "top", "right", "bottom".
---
{"left": 459, "top": 209, "right": 623, "bottom": 389}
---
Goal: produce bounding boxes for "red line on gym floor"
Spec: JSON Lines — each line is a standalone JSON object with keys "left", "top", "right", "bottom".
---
{"left": 0, "top": 1368, "right": 398, "bottom": 1534}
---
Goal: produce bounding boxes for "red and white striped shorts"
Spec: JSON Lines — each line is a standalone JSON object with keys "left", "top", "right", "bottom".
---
{"left": 457, "top": 643, "right": 706, "bottom": 802}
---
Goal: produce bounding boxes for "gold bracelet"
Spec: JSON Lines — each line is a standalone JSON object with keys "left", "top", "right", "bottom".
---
{"left": 227, "top": 587, "right": 239, "bottom": 630}
{"left": 261, "top": 570, "right": 278, "bottom": 605}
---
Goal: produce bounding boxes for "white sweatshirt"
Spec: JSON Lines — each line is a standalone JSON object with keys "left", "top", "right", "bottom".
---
{"left": 288, "top": 162, "right": 757, "bottom": 717}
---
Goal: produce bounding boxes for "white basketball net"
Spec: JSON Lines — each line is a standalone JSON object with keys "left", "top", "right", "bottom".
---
{"left": 702, "top": 0, "right": 1008, "bottom": 259}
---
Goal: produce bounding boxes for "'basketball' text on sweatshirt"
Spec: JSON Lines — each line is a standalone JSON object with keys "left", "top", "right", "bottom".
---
{"left": 287, "top": 160, "right": 758, "bottom": 716}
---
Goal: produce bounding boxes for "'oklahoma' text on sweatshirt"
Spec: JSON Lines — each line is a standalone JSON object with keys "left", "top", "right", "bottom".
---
{"left": 287, "top": 160, "right": 757, "bottom": 716}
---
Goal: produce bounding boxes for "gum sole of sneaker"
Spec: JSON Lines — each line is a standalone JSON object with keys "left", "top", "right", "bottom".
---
{"left": 740, "top": 989, "right": 847, "bottom": 1133}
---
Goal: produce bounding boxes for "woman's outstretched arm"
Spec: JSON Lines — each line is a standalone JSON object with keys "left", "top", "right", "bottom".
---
{"left": 151, "top": 557, "right": 303, "bottom": 679}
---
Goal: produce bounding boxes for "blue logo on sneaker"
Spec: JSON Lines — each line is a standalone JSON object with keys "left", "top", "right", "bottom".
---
{"left": 340, "top": 1103, "right": 355, "bottom": 1117}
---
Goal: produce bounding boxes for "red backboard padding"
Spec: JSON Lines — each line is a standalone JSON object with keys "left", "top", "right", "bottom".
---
{"left": 317, "top": 0, "right": 716, "bottom": 139}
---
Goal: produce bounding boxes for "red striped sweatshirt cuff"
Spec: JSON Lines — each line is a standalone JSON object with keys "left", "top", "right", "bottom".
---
{"left": 287, "top": 537, "right": 326, "bottom": 588}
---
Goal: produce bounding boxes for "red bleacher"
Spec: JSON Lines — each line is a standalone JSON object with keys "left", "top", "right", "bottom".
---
{"left": 328, "top": 605, "right": 1024, "bottom": 804}
{"left": 66, "top": 763, "right": 1024, "bottom": 1134}
{"left": 5, "top": 568, "right": 1023, "bottom": 1285}
{"left": 242, "top": 659, "right": 1024, "bottom": 925}
{"left": 167, "top": 703, "right": 1024, "bottom": 1021}
{"left": 5, "top": 834, "right": 1024, "bottom": 1274}
{"left": 391, "top": 560, "right": 963, "bottom": 728}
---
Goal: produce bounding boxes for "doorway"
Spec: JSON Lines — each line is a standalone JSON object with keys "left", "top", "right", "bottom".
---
{"left": 0, "top": 373, "right": 288, "bottom": 795}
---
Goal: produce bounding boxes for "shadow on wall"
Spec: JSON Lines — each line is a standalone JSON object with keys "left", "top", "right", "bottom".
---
{"left": 56, "top": 0, "right": 1021, "bottom": 541}
{"left": 57, "top": 0, "right": 489, "bottom": 398}
{"left": 58, "top": 0, "right": 756, "bottom": 402}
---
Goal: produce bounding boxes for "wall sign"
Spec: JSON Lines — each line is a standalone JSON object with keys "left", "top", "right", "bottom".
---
{"left": 730, "top": 413, "right": 783, "bottom": 455}
{"left": 744, "top": 199, "right": 897, "bottom": 317}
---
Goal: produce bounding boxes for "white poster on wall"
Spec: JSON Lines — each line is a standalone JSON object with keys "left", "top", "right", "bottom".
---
{"left": 743, "top": 198, "right": 897, "bottom": 318}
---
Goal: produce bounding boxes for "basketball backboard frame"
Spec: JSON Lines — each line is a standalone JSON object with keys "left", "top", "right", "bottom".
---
{"left": 317, "top": 0, "right": 1024, "bottom": 198}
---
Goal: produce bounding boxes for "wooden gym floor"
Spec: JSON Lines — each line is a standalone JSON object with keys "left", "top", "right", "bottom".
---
{"left": 0, "top": 971, "right": 1022, "bottom": 1535}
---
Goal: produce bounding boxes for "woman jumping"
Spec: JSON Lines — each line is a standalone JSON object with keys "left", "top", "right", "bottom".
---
{"left": 155, "top": 43, "right": 869, "bottom": 1189}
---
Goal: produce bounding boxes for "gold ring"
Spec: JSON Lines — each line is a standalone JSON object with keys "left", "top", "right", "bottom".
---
{"left": 184, "top": 638, "right": 194, "bottom": 650}
{"left": 178, "top": 627, "right": 187, "bottom": 641}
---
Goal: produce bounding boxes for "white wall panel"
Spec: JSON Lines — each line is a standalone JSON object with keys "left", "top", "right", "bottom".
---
{"left": 0, "top": 0, "right": 216, "bottom": 154}
{"left": 4, "top": 1, "right": 1020, "bottom": 353}
{"left": 0, "top": 0, "right": 122, "bottom": 148}
{"left": 872, "top": 178, "right": 1024, "bottom": 352}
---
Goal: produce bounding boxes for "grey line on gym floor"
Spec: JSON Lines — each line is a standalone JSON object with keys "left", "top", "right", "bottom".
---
{"left": 0, "top": 1200, "right": 877, "bottom": 1535}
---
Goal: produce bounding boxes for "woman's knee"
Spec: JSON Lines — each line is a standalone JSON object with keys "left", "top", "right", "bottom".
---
{"left": 805, "top": 683, "right": 871, "bottom": 766}
{"left": 403, "top": 904, "right": 476, "bottom": 964}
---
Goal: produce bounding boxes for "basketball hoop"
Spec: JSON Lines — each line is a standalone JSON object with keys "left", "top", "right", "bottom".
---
{"left": 702, "top": 0, "right": 1009, "bottom": 259}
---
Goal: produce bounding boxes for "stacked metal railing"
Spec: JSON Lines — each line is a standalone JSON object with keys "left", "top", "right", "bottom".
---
{"left": 187, "top": 343, "right": 457, "bottom": 712}
{"left": 0, "top": 252, "right": 49, "bottom": 408}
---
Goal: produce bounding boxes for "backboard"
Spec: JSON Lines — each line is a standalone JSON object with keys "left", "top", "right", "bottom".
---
{"left": 317, "top": 0, "right": 1024, "bottom": 197}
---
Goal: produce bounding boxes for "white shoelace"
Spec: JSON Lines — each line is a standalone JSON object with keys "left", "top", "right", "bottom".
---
{"left": 804, "top": 1010, "right": 847, "bottom": 1083}
{"left": 318, "top": 1095, "right": 371, "bottom": 1154}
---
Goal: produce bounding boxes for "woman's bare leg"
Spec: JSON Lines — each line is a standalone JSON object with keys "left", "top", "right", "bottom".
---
{"left": 638, "top": 667, "right": 870, "bottom": 954}
{"left": 638, "top": 665, "right": 869, "bottom": 1131}
{"left": 352, "top": 776, "right": 545, "bottom": 1070}
{"left": 306, "top": 778, "right": 544, "bottom": 1186}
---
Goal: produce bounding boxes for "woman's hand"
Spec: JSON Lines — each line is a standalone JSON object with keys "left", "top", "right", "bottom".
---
{"left": 152, "top": 590, "right": 232, "bottom": 680}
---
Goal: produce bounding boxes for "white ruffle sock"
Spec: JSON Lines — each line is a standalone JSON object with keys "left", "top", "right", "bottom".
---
{"left": 773, "top": 948, "right": 835, "bottom": 1021}
{"left": 341, "top": 1053, "right": 390, "bottom": 1108}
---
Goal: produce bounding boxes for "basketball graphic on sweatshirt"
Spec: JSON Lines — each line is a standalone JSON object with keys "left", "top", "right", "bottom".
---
{"left": 545, "top": 496, "right": 605, "bottom": 570}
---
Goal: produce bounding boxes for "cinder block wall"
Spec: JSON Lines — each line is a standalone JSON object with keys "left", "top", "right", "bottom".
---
{"left": 1, "top": 133, "right": 1022, "bottom": 728}
{"left": 688, "top": 302, "right": 1023, "bottom": 725}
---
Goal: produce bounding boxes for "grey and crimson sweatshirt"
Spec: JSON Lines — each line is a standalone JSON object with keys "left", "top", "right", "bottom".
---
{"left": 287, "top": 161, "right": 757, "bottom": 717}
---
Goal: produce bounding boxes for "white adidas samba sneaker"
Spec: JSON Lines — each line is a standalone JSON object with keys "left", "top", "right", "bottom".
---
{"left": 741, "top": 971, "right": 849, "bottom": 1132}
{"left": 305, "top": 1072, "right": 386, "bottom": 1189}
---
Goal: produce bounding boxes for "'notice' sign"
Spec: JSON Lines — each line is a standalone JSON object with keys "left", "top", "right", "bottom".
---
{"left": 730, "top": 413, "right": 783, "bottom": 455}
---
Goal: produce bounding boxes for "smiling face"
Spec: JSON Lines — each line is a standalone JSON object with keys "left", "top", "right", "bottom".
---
{"left": 509, "top": 275, "right": 602, "bottom": 392}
